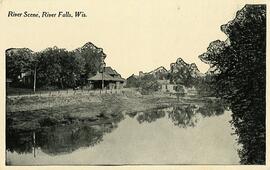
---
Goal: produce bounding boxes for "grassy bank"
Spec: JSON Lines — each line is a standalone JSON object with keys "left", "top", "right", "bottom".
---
{"left": 6, "top": 89, "right": 173, "bottom": 130}
{"left": 6, "top": 89, "right": 216, "bottom": 131}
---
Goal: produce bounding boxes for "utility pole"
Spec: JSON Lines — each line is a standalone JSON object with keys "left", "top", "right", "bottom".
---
{"left": 102, "top": 70, "right": 104, "bottom": 90}
{"left": 33, "top": 66, "right": 37, "bottom": 93}
{"left": 33, "top": 131, "right": 36, "bottom": 158}
{"left": 100, "top": 55, "right": 106, "bottom": 93}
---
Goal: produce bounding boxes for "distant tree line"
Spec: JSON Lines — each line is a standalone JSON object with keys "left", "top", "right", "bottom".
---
{"left": 126, "top": 63, "right": 202, "bottom": 92}
{"left": 199, "top": 5, "right": 266, "bottom": 164}
{"left": 126, "top": 74, "right": 160, "bottom": 95}
{"left": 6, "top": 42, "right": 106, "bottom": 89}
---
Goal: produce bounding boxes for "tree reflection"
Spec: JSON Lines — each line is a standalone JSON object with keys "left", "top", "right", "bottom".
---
{"left": 125, "top": 99, "right": 226, "bottom": 128}
{"left": 38, "top": 124, "right": 104, "bottom": 155}
{"left": 197, "top": 99, "right": 226, "bottom": 117}
{"left": 6, "top": 100, "right": 226, "bottom": 156}
{"left": 168, "top": 104, "right": 198, "bottom": 128}
{"left": 6, "top": 114, "right": 124, "bottom": 155}
{"left": 136, "top": 109, "right": 166, "bottom": 123}
{"left": 168, "top": 100, "right": 226, "bottom": 128}
{"left": 6, "top": 130, "right": 34, "bottom": 154}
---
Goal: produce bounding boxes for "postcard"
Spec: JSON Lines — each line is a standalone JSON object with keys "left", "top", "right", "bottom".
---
{"left": 0, "top": 0, "right": 268, "bottom": 169}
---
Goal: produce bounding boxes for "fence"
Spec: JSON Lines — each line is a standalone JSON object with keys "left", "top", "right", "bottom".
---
{"left": 7, "top": 88, "right": 124, "bottom": 98}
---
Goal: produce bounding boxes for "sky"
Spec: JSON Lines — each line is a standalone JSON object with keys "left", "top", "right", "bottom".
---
{"left": 1, "top": 0, "right": 253, "bottom": 78}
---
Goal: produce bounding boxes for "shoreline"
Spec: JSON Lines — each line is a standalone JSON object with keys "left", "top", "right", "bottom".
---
{"left": 6, "top": 89, "right": 218, "bottom": 132}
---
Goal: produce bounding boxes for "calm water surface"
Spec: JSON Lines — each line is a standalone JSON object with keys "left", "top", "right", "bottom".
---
{"left": 6, "top": 101, "right": 240, "bottom": 165}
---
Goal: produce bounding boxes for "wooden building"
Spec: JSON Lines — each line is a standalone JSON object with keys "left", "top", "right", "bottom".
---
{"left": 87, "top": 67, "right": 125, "bottom": 89}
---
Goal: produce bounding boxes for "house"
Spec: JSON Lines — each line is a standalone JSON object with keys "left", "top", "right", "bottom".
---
{"left": 186, "top": 86, "right": 198, "bottom": 96}
{"left": 158, "top": 80, "right": 187, "bottom": 94}
{"left": 21, "top": 71, "right": 33, "bottom": 85}
{"left": 87, "top": 67, "right": 125, "bottom": 89}
{"left": 6, "top": 78, "right": 12, "bottom": 87}
{"left": 158, "top": 80, "right": 177, "bottom": 93}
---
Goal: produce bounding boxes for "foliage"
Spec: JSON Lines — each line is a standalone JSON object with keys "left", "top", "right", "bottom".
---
{"left": 169, "top": 65, "right": 198, "bottom": 88}
{"left": 76, "top": 42, "right": 106, "bottom": 83}
{"left": 6, "top": 48, "right": 34, "bottom": 82}
{"left": 126, "top": 75, "right": 140, "bottom": 88}
{"left": 168, "top": 105, "right": 198, "bottom": 128}
{"left": 59, "top": 51, "right": 85, "bottom": 87}
{"left": 199, "top": 5, "right": 266, "bottom": 164}
{"left": 37, "top": 47, "right": 66, "bottom": 88}
{"left": 126, "top": 74, "right": 160, "bottom": 94}
{"left": 139, "top": 74, "right": 160, "bottom": 95}
{"left": 196, "top": 74, "right": 216, "bottom": 97}
{"left": 6, "top": 42, "right": 106, "bottom": 89}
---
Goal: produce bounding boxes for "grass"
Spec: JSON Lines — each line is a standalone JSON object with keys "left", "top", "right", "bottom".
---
{"left": 6, "top": 88, "right": 215, "bottom": 131}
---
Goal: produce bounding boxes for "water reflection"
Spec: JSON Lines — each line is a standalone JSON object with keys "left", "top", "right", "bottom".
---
{"left": 38, "top": 125, "right": 104, "bottom": 155}
{"left": 136, "top": 109, "right": 166, "bottom": 123}
{"left": 6, "top": 130, "right": 34, "bottom": 154}
{"left": 197, "top": 99, "right": 226, "bottom": 117}
{"left": 6, "top": 114, "right": 124, "bottom": 156}
{"left": 127, "top": 99, "right": 226, "bottom": 128}
{"left": 6, "top": 99, "right": 227, "bottom": 158}
{"left": 168, "top": 104, "right": 198, "bottom": 128}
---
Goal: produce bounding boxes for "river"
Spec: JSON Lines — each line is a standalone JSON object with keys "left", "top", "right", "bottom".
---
{"left": 6, "top": 100, "right": 240, "bottom": 165}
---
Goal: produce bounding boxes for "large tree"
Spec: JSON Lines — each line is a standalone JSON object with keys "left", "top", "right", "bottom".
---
{"left": 6, "top": 48, "right": 34, "bottom": 82}
{"left": 139, "top": 74, "right": 160, "bottom": 94}
{"left": 199, "top": 5, "right": 266, "bottom": 164}
{"left": 36, "top": 47, "right": 86, "bottom": 89}
{"left": 59, "top": 51, "right": 85, "bottom": 88}
{"left": 75, "top": 42, "right": 106, "bottom": 84}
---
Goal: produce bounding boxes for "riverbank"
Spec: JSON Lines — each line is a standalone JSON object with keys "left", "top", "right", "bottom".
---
{"left": 6, "top": 88, "right": 217, "bottom": 131}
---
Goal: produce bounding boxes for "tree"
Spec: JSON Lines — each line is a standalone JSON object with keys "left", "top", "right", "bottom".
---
{"left": 169, "top": 65, "right": 193, "bottom": 87}
{"left": 168, "top": 60, "right": 200, "bottom": 88}
{"left": 126, "top": 74, "right": 140, "bottom": 88}
{"left": 139, "top": 74, "right": 160, "bottom": 95}
{"left": 75, "top": 42, "right": 106, "bottom": 84}
{"left": 199, "top": 5, "right": 266, "bottom": 164}
{"left": 59, "top": 51, "right": 85, "bottom": 88}
{"left": 6, "top": 42, "right": 108, "bottom": 90}
{"left": 6, "top": 48, "right": 34, "bottom": 82}
{"left": 37, "top": 47, "right": 65, "bottom": 88}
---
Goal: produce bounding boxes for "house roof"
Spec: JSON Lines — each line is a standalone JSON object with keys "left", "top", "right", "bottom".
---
{"left": 88, "top": 72, "right": 125, "bottom": 82}
{"left": 88, "top": 72, "right": 113, "bottom": 81}
{"left": 104, "top": 67, "right": 119, "bottom": 75}
{"left": 113, "top": 76, "right": 125, "bottom": 82}
{"left": 23, "top": 71, "right": 32, "bottom": 77}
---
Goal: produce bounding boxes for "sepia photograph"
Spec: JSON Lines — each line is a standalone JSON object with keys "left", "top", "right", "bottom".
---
{"left": 1, "top": 0, "right": 267, "bottom": 167}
